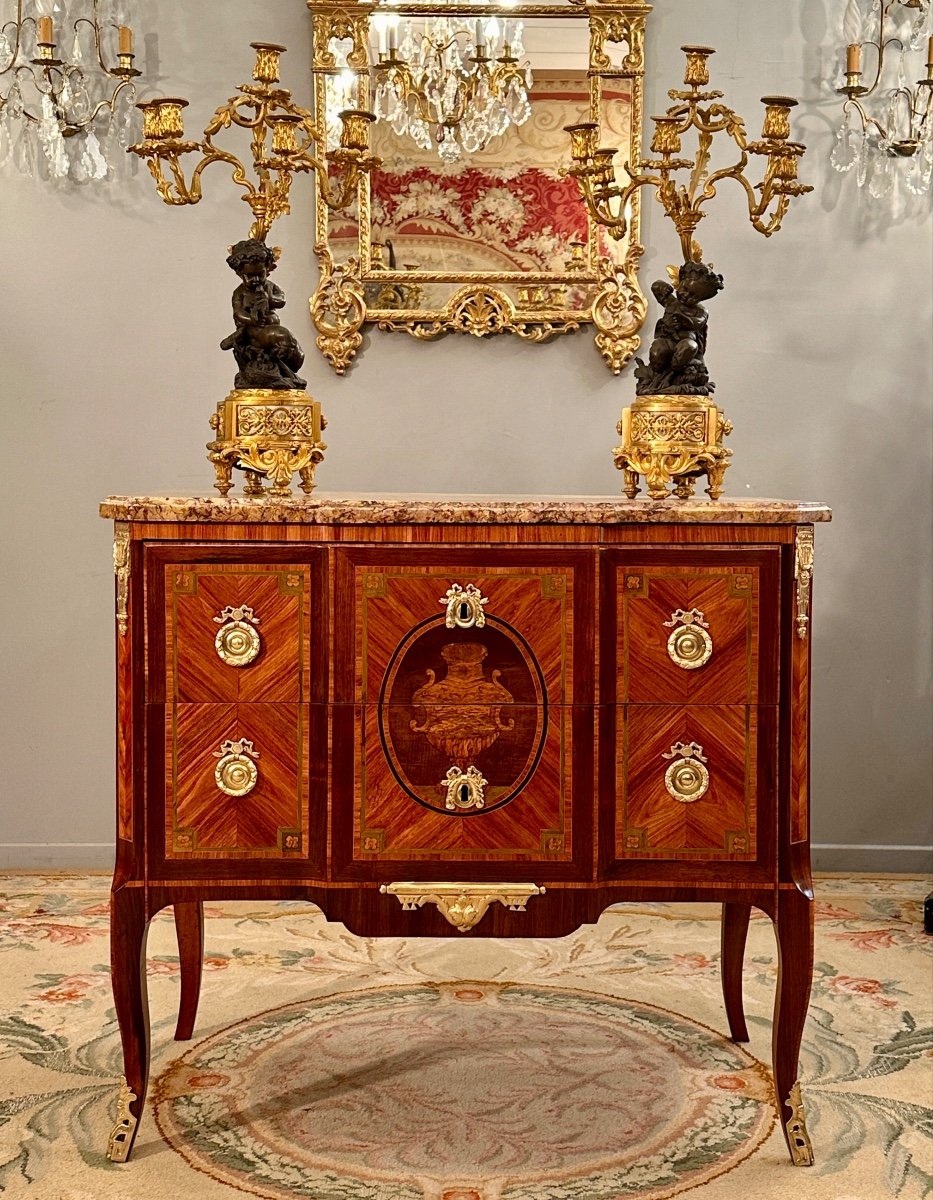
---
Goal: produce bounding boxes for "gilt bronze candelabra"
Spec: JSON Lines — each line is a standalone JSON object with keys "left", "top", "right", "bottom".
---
{"left": 130, "top": 41, "right": 378, "bottom": 497}
{"left": 567, "top": 45, "right": 812, "bottom": 500}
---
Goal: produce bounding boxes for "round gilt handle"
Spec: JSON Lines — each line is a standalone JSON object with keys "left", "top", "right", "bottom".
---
{"left": 214, "top": 605, "right": 261, "bottom": 667}
{"left": 213, "top": 738, "right": 260, "bottom": 797}
{"left": 663, "top": 608, "right": 712, "bottom": 670}
{"left": 662, "top": 741, "right": 709, "bottom": 804}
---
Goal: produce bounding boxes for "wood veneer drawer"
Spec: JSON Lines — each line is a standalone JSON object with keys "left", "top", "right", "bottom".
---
{"left": 333, "top": 547, "right": 594, "bottom": 709}
{"left": 163, "top": 703, "right": 310, "bottom": 861}
{"left": 330, "top": 703, "right": 593, "bottom": 882}
{"left": 607, "top": 704, "right": 776, "bottom": 872}
{"left": 145, "top": 547, "right": 326, "bottom": 705}
{"left": 604, "top": 549, "right": 780, "bottom": 706}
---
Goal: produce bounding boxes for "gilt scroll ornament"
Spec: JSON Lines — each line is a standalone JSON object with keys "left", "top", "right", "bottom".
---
{"left": 795, "top": 528, "right": 815, "bottom": 639}
{"left": 113, "top": 524, "right": 130, "bottom": 637}
{"left": 379, "top": 881, "right": 545, "bottom": 932}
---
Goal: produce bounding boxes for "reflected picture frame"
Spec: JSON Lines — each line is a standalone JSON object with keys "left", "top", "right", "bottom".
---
{"left": 307, "top": 0, "right": 652, "bottom": 374}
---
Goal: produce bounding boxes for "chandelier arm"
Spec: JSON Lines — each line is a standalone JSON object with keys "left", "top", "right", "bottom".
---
{"left": 0, "top": 0, "right": 25, "bottom": 76}
{"left": 844, "top": 94, "right": 890, "bottom": 140}
{"left": 73, "top": 15, "right": 113, "bottom": 76}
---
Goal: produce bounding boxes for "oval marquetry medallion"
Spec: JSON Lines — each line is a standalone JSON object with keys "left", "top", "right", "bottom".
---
{"left": 378, "top": 617, "right": 548, "bottom": 816}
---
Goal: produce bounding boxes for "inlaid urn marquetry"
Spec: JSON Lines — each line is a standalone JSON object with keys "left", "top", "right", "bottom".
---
{"left": 411, "top": 643, "right": 515, "bottom": 759}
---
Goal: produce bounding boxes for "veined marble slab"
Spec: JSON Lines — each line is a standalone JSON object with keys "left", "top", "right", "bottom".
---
{"left": 101, "top": 494, "right": 832, "bottom": 525}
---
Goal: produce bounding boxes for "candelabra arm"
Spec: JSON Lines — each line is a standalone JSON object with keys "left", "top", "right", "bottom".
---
{"left": 0, "top": 1, "right": 25, "bottom": 77}
{"left": 73, "top": 15, "right": 113, "bottom": 76}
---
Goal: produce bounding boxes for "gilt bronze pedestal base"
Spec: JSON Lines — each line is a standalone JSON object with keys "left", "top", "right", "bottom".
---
{"left": 207, "top": 388, "right": 326, "bottom": 497}
{"left": 613, "top": 394, "right": 733, "bottom": 501}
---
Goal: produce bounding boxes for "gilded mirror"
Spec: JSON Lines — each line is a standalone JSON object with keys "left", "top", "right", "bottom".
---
{"left": 308, "top": 0, "right": 650, "bottom": 374}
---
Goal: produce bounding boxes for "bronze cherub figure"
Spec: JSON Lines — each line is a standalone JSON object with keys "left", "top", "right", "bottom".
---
{"left": 634, "top": 261, "right": 724, "bottom": 397}
{"left": 220, "top": 239, "right": 308, "bottom": 392}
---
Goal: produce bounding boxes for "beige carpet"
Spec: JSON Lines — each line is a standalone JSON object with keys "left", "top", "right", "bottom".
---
{"left": 0, "top": 875, "right": 930, "bottom": 1200}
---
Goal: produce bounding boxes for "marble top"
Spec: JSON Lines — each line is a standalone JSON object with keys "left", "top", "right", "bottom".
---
{"left": 101, "top": 494, "right": 831, "bottom": 525}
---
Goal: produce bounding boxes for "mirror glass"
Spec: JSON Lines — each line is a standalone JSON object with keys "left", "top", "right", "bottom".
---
{"left": 309, "top": 1, "right": 650, "bottom": 374}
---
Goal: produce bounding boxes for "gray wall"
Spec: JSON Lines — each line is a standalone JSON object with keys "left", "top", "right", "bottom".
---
{"left": 1, "top": 0, "right": 930, "bottom": 872}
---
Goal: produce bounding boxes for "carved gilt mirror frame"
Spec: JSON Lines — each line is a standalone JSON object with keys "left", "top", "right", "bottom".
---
{"left": 307, "top": 0, "right": 651, "bottom": 374}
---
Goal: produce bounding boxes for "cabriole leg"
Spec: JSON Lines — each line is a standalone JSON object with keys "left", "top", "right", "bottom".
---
{"left": 173, "top": 900, "right": 204, "bottom": 1042}
{"left": 721, "top": 902, "right": 751, "bottom": 1042}
{"left": 108, "top": 887, "right": 151, "bottom": 1163}
{"left": 772, "top": 888, "right": 815, "bottom": 1166}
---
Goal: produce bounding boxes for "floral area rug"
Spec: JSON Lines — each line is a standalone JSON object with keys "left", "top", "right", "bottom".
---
{"left": 0, "top": 875, "right": 930, "bottom": 1200}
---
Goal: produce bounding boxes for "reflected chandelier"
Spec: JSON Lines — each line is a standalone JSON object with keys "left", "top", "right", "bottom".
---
{"left": 0, "top": 0, "right": 143, "bottom": 182}
{"left": 369, "top": 6, "right": 532, "bottom": 162}
{"left": 833, "top": 0, "right": 933, "bottom": 196}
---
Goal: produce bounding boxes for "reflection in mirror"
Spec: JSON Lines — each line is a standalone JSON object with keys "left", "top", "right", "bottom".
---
{"left": 309, "top": 1, "right": 651, "bottom": 375}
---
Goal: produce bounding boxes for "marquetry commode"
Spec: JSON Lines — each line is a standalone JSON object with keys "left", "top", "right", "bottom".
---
{"left": 101, "top": 493, "right": 830, "bottom": 1167}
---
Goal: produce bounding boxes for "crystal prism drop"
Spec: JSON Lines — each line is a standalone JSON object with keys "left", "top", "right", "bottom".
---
{"left": 70, "top": 26, "right": 85, "bottom": 67}
{"left": 83, "top": 127, "right": 108, "bottom": 179}
{"left": 868, "top": 153, "right": 893, "bottom": 198}
{"left": 830, "top": 113, "right": 860, "bottom": 172}
{"left": 7, "top": 83, "right": 25, "bottom": 121}
{"left": 904, "top": 153, "right": 924, "bottom": 196}
{"left": 0, "top": 32, "right": 13, "bottom": 72}
{"left": 855, "top": 137, "right": 871, "bottom": 186}
{"left": 0, "top": 108, "right": 13, "bottom": 170}
{"left": 13, "top": 122, "right": 39, "bottom": 177}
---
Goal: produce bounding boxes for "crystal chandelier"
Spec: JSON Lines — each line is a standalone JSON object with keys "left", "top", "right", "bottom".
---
{"left": 370, "top": 7, "right": 533, "bottom": 163}
{"left": 0, "top": 0, "right": 141, "bottom": 182}
{"left": 832, "top": 0, "right": 933, "bottom": 197}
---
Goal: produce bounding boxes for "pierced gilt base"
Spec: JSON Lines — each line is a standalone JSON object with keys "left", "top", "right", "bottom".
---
{"left": 207, "top": 389, "right": 327, "bottom": 498}
{"left": 106, "top": 1075, "right": 139, "bottom": 1163}
{"left": 613, "top": 394, "right": 733, "bottom": 501}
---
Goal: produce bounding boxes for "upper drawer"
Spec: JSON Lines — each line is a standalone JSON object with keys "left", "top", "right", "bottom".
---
{"left": 333, "top": 546, "right": 594, "bottom": 709}
{"left": 146, "top": 548, "right": 324, "bottom": 704}
{"left": 603, "top": 549, "right": 781, "bottom": 706}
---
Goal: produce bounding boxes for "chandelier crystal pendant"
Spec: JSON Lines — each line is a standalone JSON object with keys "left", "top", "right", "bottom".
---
{"left": 0, "top": 0, "right": 143, "bottom": 182}
{"left": 370, "top": 6, "right": 533, "bottom": 163}
{"left": 832, "top": 0, "right": 933, "bottom": 197}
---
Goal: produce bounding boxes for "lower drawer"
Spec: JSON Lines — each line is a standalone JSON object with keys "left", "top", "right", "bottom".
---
{"left": 604, "top": 704, "right": 776, "bottom": 878}
{"left": 330, "top": 704, "right": 593, "bottom": 881}
{"left": 163, "top": 703, "right": 310, "bottom": 862}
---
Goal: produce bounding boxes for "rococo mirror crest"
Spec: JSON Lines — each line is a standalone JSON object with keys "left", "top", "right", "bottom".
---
{"left": 307, "top": 0, "right": 652, "bottom": 373}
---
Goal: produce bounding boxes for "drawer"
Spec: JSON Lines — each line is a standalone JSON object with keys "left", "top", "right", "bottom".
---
{"left": 604, "top": 550, "right": 780, "bottom": 705}
{"left": 164, "top": 703, "right": 310, "bottom": 860}
{"left": 331, "top": 704, "right": 593, "bottom": 880}
{"left": 333, "top": 547, "right": 594, "bottom": 709}
{"left": 605, "top": 704, "right": 776, "bottom": 874}
{"left": 151, "top": 554, "right": 321, "bottom": 704}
